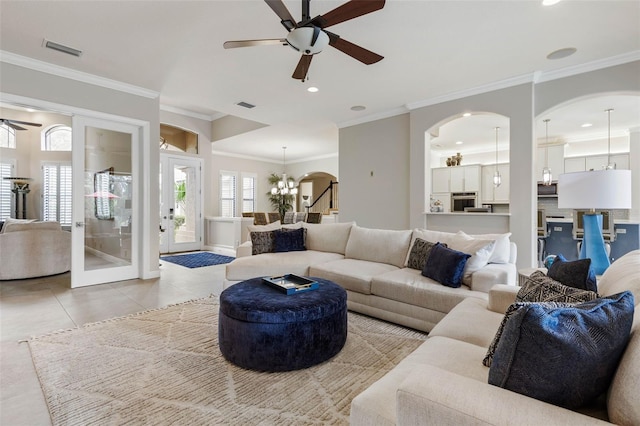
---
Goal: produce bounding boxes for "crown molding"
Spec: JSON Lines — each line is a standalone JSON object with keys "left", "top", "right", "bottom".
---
{"left": 0, "top": 50, "right": 159, "bottom": 99}
{"left": 211, "top": 149, "right": 337, "bottom": 164}
{"left": 535, "top": 50, "right": 640, "bottom": 83}
{"left": 160, "top": 104, "right": 223, "bottom": 122}
{"left": 338, "top": 106, "right": 409, "bottom": 129}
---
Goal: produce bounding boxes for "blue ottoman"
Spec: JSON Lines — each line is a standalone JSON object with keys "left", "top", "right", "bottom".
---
{"left": 218, "top": 277, "right": 347, "bottom": 372}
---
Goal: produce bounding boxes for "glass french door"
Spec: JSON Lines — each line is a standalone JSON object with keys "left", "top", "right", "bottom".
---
{"left": 71, "top": 116, "right": 139, "bottom": 288}
{"left": 159, "top": 154, "right": 202, "bottom": 254}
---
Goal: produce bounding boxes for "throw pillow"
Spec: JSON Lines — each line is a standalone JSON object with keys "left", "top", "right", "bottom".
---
{"left": 483, "top": 270, "right": 599, "bottom": 367}
{"left": 274, "top": 227, "right": 306, "bottom": 252}
{"left": 516, "top": 270, "right": 599, "bottom": 303}
{"left": 250, "top": 231, "right": 276, "bottom": 255}
{"left": 468, "top": 232, "right": 512, "bottom": 264}
{"left": 548, "top": 253, "right": 597, "bottom": 292}
{"left": 448, "top": 232, "right": 496, "bottom": 285}
{"left": 488, "top": 291, "right": 635, "bottom": 409}
{"left": 422, "top": 243, "right": 471, "bottom": 288}
{"left": 407, "top": 238, "right": 444, "bottom": 270}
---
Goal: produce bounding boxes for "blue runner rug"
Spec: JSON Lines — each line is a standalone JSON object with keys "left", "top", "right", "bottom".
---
{"left": 160, "top": 252, "right": 235, "bottom": 268}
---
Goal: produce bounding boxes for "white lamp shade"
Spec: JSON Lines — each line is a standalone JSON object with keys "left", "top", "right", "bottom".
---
{"left": 558, "top": 170, "right": 632, "bottom": 210}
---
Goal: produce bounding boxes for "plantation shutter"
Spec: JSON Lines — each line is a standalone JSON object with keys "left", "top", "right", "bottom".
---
{"left": 42, "top": 163, "right": 72, "bottom": 226}
{"left": 0, "top": 162, "right": 14, "bottom": 220}
{"left": 220, "top": 173, "right": 236, "bottom": 217}
{"left": 242, "top": 175, "right": 256, "bottom": 213}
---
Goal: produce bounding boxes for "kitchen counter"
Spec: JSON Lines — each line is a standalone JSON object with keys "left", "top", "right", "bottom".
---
{"left": 424, "top": 211, "right": 510, "bottom": 234}
{"left": 546, "top": 217, "right": 640, "bottom": 225}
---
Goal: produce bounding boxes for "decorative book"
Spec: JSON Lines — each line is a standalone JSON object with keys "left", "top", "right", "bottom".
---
{"left": 262, "top": 274, "right": 319, "bottom": 295}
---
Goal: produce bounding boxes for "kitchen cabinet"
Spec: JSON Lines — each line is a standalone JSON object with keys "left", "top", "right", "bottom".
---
{"left": 432, "top": 167, "right": 451, "bottom": 193}
{"left": 450, "top": 165, "right": 480, "bottom": 192}
{"left": 536, "top": 145, "right": 564, "bottom": 182}
{"left": 481, "top": 163, "right": 510, "bottom": 204}
{"left": 564, "top": 153, "right": 630, "bottom": 173}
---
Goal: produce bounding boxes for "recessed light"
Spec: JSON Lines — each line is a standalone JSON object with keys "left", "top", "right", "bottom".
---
{"left": 581, "top": 123, "right": 593, "bottom": 128}
{"left": 542, "top": 0, "right": 561, "bottom": 5}
{"left": 351, "top": 105, "right": 366, "bottom": 111}
{"left": 462, "top": 113, "right": 471, "bottom": 117}
{"left": 547, "top": 47, "right": 577, "bottom": 60}
{"left": 455, "top": 141, "right": 463, "bottom": 145}
{"left": 307, "top": 86, "right": 319, "bottom": 93}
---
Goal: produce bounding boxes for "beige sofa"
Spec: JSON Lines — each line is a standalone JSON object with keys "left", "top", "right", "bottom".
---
{"left": 0, "top": 220, "right": 71, "bottom": 280}
{"left": 225, "top": 222, "right": 517, "bottom": 333}
{"left": 350, "top": 249, "right": 640, "bottom": 425}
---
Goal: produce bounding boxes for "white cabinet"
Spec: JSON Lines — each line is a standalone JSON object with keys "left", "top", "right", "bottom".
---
{"left": 481, "top": 164, "right": 510, "bottom": 203}
{"left": 450, "top": 165, "right": 480, "bottom": 192}
{"left": 432, "top": 167, "right": 450, "bottom": 193}
{"left": 536, "top": 145, "right": 564, "bottom": 182}
{"left": 564, "top": 153, "right": 630, "bottom": 173}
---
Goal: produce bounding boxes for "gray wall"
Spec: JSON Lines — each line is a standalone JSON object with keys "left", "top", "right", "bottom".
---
{"left": 339, "top": 114, "right": 410, "bottom": 229}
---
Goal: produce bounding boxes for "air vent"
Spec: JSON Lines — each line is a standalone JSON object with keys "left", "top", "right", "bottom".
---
{"left": 43, "top": 39, "right": 83, "bottom": 57}
{"left": 236, "top": 101, "right": 256, "bottom": 109}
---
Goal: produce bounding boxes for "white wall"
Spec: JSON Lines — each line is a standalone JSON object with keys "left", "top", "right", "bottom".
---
{"left": 339, "top": 114, "right": 410, "bottom": 229}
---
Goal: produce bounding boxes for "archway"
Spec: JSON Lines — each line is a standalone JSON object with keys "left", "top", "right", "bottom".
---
{"left": 297, "top": 171, "right": 338, "bottom": 214}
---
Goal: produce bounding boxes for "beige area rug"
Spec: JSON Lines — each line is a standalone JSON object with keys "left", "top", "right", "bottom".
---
{"left": 28, "top": 297, "right": 427, "bottom": 425}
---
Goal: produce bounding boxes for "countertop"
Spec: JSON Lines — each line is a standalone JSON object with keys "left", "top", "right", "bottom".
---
{"left": 546, "top": 217, "right": 640, "bottom": 225}
{"left": 424, "top": 212, "right": 511, "bottom": 217}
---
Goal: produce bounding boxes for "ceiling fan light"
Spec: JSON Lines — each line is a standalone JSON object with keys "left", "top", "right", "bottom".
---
{"left": 286, "top": 27, "right": 329, "bottom": 55}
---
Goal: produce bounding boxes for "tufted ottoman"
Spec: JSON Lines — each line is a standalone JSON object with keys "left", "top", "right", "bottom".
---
{"left": 218, "top": 277, "right": 347, "bottom": 372}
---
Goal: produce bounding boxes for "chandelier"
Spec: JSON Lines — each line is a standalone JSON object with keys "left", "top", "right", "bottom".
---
{"left": 271, "top": 146, "right": 298, "bottom": 196}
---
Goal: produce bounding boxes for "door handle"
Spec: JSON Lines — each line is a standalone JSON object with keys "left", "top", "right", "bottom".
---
{"left": 75, "top": 222, "right": 85, "bottom": 228}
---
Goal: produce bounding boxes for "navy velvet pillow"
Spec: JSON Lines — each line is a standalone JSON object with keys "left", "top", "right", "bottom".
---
{"left": 548, "top": 253, "right": 597, "bottom": 292}
{"left": 488, "top": 291, "right": 635, "bottom": 409}
{"left": 274, "top": 227, "right": 306, "bottom": 252}
{"left": 421, "top": 242, "right": 471, "bottom": 288}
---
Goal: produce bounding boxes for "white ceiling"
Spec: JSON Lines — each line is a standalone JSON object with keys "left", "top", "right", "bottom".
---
{"left": 1, "top": 0, "right": 639, "bottom": 162}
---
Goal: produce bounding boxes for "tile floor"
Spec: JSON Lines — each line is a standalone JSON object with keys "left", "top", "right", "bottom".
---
{"left": 0, "top": 256, "right": 227, "bottom": 425}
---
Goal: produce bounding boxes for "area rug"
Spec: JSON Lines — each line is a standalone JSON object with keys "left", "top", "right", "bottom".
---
{"left": 28, "top": 297, "right": 427, "bottom": 425}
{"left": 160, "top": 252, "right": 235, "bottom": 268}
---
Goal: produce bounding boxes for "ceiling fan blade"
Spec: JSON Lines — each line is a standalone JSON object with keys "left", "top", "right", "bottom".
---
{"left": 264, "top": 0, "right": 297, "bottom": 30}
{"left": 224, "top": 39, "right": 287, "bottom": 49}
{"left": 311, "top": 0, "right": 385, "bottom": 28}
{"left": 6, "top": 119, "right": 42, "bottom": 127}
{"left": 6, "top": 123, "right": 27, "bottom": 131}
{"left": 328, "top": 33, "right": 383, "bottom": 65}
{"left": 292, "top": 55, "right": 313, "bottom": 80}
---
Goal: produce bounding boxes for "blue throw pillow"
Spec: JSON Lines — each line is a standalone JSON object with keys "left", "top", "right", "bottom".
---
{"left": 274, "top": 227, "right": 306, "bottom": 252}
{"left": 547, "top": 253, "right": 597, "bottom": 292}
{"left": 488, "top": 291, "right": 635, "bottom": 409}
{"left": 421, "top": 242, "right": 471, "bottom": 288}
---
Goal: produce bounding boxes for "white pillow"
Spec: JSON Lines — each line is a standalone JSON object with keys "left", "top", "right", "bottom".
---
{"left": 448, "top": 231, "right": 496, "bottom": 285}
{"left": 467, "top": 231, "right": 512, "bottom": 264}
{"left": 246, "top": 220, "right": 281, "bottom": 240}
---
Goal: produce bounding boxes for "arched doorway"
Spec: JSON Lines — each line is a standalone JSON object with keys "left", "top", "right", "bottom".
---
{"left": 297, "top": 171, "right": 338, "bottom": 215}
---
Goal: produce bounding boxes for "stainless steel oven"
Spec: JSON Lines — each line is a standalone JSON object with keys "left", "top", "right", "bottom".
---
{"left": 451, "top": 192, "right": 477, "bottom": 212}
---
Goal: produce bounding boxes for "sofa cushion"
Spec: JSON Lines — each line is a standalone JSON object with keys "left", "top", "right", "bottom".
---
{"left": 406, "top": 238, "right": 442, "bottom": 270}
{"left": 250, "top": 231, "right": 275, "bottom": 255}
{"left": 302, "top": 222, "right": 353, "bottom": 254}
{"left": 309, "top": 258, "right": 398, "bottom": 295}
{"left": 273, "top": 227, "right": 306, "bottom": 252}
{"left": 429, "top": 297, "right": 501, "bottom": 348}
{"left": 596, "top": 249, "right": 640, "bottom": 300}
{"left": 225, "top": 250, "right": 343, "bottom": 281}
{"left": 1, "top": 219, "right": 56, "bottom": 233}
{"left": 548, "top": 254, "right": 597, "bottom": 292}
{"left": 422, "top": 243, "right": 470, "bottom": 288}
{"left": 372, "top": 268, "right": 489, "bottom": 317}
{"left": 345, "top": 226, "right": 412, "bottom": 268}
{"left": 488, "top": 292, "right": 635, "bottom": 409}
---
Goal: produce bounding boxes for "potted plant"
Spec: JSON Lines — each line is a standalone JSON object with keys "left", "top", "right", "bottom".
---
{"left": 267, "top": 173, "right": 296, "bottom": 220}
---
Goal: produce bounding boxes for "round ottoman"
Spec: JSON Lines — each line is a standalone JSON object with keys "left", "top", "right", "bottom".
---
{"left": 218, "top": 277, "right": 347, "bottom": 372}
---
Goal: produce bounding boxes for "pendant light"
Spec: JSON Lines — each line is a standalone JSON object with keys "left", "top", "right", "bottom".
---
{"left": 493, "top": 127, "right": 501, "bottom": 187}
{"left": 542, "top": 119, "right": 553, "bottom": 185}
{"left": 271, "top": 146, "right": 298, "bottom": 196}
{"left": 605, "top": 108, "right": 615, "bottom": 170}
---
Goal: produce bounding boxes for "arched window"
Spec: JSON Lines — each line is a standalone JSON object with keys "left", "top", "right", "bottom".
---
{"left": 42, "top": 125, "right": 72, "bottom": 151}
{"left": 0, "top": 123, "right": 16, "bottom": 149}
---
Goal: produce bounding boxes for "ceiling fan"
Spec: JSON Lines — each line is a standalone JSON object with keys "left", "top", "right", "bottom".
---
{"left": 223, "top": 0, "right": 385, "bottom": 81}
{"left": 0, "top": 118, "right": 42, "bottom": 131}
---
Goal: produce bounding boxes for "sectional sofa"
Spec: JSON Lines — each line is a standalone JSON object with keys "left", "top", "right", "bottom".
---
{"left": 224, "top": 221, "right": 517, "bottom": 333}
{"left": 350, "top": 249, "right": 640, "bottom": 425}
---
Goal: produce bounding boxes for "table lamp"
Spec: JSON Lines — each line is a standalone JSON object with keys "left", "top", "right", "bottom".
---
{"left": 558, "top": 169, "right": 632, "bottom": 274}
